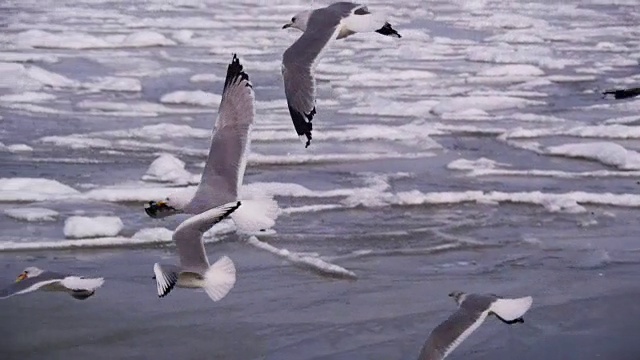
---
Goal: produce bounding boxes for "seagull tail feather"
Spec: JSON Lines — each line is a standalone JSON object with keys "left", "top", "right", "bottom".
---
{"left": 490, "top": 296, "right": 533, "bottom": 321}
{"left": 202, "top": 256, "right": 236, "bottom": 302}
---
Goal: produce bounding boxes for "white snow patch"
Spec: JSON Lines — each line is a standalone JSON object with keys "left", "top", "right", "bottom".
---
{"left": 0, "top": 178, "right": 79, "bottom": 202}
{"left": 4, "top": 207, "right": 59, "bottom": 222}
{"left": 160, "top": 90, "right": 221, "bottom": 107}
{"left": 142, "top": 153, "right": 197, "bottom": 185}
{"left": 63, "top": 216, "right": 124, "bottom": 239}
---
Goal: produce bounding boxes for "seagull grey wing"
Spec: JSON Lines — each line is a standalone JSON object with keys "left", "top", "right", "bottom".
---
{"left": 326, "top": 2, "right": 362, "bottom": 15}
{"left": 418, "top": 307, "right": 488, "bottom": 360}
{"left": 173, "top": 201, "right": 241, "bottom": 272}
{"left": 0, "top": 271, "right": 65, "bottom": 299}
{"left": 189, "top": 54, "right": 254, "bottom": 213}
{"left": 282, "top": 8, "right": 344, "bottom": 148}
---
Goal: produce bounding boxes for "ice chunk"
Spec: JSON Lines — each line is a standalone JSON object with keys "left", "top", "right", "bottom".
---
{"left": 4, "top": 207, "right": 59, "bottom": 222}
{"left": 160, "top": 91, "right": 221, "bottom": 107}
{"left": 63, "top": 216, "right": 124, "bottom": 239}
{"left": 431, "top": 96, "right": 542, "bottom": 115}
{"left": 0, "top": 178, "right": 79, "bottom": 202}
{"left": 142, "top": 153, "right": 197, "bottom": 185}
{"left": 546, "top": 142, "right": 640, "bottom": 170}
{"left": 0, "top": 91, "right": 56, "bottom": 102}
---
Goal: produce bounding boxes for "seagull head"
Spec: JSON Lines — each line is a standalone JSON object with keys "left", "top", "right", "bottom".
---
{"left": 145, "top": 191, "right": 191, "bottom": 218}
{"left": 448, "top": 291, "right": 467, "bottom": 305}
{"left": 282, "top": 10, "right": 312, "bottom": 32}
{"left": 16, "top": 266, "right": 43, "bottom": 282}
{"left": 145, "top": 200, "right": 179, "bottom": 218}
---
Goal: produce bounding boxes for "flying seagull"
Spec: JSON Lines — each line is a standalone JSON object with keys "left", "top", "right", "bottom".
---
{"left": 282, "top": 2, "right": 401, "bottom": 148}
{"left": 0, "top": 266, "right": 104, "bottom": 300}
{"left": 145, "top": 54, "right": 279, "bottom": 233}
{"left": 602, "top": 86, "right": 640, "bottom": 100}
{"left": 418, "top": 291, "right": 533, "bottom": 360}
{"left": 153, "top": 201, "right": 241, "bottom": 302}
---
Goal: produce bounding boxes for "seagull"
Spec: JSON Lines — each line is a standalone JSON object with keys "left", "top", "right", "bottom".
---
{"left": 153, "top": 201, "right": 241, "bottom": 302}
{"left": 418, "top": 291, "right": 533, "bottom": 360}
{"left": 602, "top": 86, "right": 640, "bottom": 100}
{"left": 0, "top": 266, "right": 104, "bottom": 300}
{"left": 281, "top": 2, "right": 401, "bottom": 148}
{"left": 145, "top": 54, "right": 279, "bottom": 233}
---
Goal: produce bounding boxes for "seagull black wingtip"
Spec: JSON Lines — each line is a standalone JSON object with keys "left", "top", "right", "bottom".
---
{"left": 223, "top": 53, "right": 250, "bottom": 92}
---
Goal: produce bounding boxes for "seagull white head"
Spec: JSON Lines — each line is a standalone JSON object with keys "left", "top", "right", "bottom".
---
{"left": 282, "top": 10, "right": 312, "bottom": 32}
{"left": 145, "top": 190, "right": 191, "bottom": 218}
{"left": 16, "top": 266, "right": 43, "bottom": 282}
{"left": 448, "top": 291, "right": 467, "bottom": 305}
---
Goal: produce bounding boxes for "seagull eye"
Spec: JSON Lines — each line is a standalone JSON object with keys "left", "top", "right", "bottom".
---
{"left": 291, "top": 17, "right": 295, "bottom": 22}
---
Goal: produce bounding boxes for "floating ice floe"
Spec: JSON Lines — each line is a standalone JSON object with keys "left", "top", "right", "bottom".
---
{"left": 142, "top": 153, "right": 198, "bottom": 185}
{"left": 487, "top": 31, "right": 545, "bottom": 44}
{"left": 476, "top": 64, "right": 545, "bottom": 77}
{"left": 160, "top": 90, "right": 222, "bottom": 107}
{"left": 83, "top": 77, "right": 142, "bottom": 92}
{"left": 63, "top": 216, "right": 124, "bottom": 239}
{"left": 447, "top": 158, "right": 509, "bottom": 171}
{"left": 4, "top": 207, "right": 59, "bottom": 222}
{"left": 14, "top": 29, "right": 176, "bottom": 49}
{"left": 3, "top": 144, "right": 34, "bottom": 153}
{"left": 0, "top": 52, "right": 59, "bottom": 64}
{"left": 0, "top": 178, "right": 79, "bottom": 202}
{"left": 469, "top": 13, "right": 549, "bottom": 30}
{"left": 190, "top": 73, "right": 224, "bottom": 83}
{"left": 502, "top": 124, "right": 640, "bottom": 140}
{"left": 0, "top": 91, "right": 56, "bottom": 103}
{"left": 431, "top": 96, "right": 543, "bottom": 115}
{"left": 545, "top": 142, "right": 640, "bottom": 170}
{"left": 466, "top": 45, "right": 578, "bottom": 69}
{"left": 0, "top": 63, "right": 78, "bottom": 90}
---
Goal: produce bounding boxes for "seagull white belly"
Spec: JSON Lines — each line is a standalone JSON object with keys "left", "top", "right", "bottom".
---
{"left": 177, "top": 273, "right": 204, "bottom": 289}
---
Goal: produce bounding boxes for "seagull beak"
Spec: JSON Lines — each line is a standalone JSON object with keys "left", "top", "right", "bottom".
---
{"left": 15, "top": 272, "right": 27, "bottom": 282}
{"left": 282, "top": 23, "right": 292, "bottom": 29}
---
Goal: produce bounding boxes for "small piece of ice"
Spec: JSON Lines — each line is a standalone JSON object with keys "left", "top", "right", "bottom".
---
{"left": 4, "top": 207, "right": 59, "bottom": 222}
{"left": 160, "top": 90, "right": 221, "bottom": 107}
{"left": 63, "top": 216, "right": 124, "bottom": 239}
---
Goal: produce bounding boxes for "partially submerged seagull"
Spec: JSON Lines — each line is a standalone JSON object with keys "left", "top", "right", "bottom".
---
{"left": 145, "top": 54, "right": 279, "bottom": 233}
{"left": 153, "top": 201, "right": 241, "bottom": 302}
{"left": 0, "top": 267, "right": 104, "bottom": 300}
{"left": 418, "top": 291, "right": 533, "bottom": 360}
{"left": 282, "top": 2, "right": 401, "bottom": 148}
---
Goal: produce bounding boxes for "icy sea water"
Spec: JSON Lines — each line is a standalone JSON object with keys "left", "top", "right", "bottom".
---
{"left": 1, "top": 0, "right": 640, "bottom": 359}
